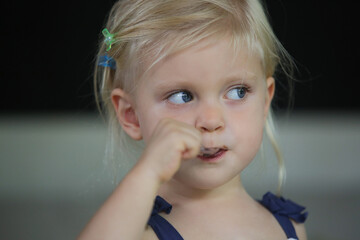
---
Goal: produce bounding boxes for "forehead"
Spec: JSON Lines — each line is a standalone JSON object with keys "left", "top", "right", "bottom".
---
{"left": 141, "top": 37, "right": 264, "bottom": 86}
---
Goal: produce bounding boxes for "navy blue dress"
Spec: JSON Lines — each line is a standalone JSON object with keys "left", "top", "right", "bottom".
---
{"left": 148, "top": 192, "right": 308, "bottom": 240}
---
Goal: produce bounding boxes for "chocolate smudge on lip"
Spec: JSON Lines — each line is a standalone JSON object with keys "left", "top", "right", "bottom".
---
{"left": 200, "top": 147, "right": 218, "bottom": 155}
{"left": 199, "top": 146, "right": 228, "bottom": 156}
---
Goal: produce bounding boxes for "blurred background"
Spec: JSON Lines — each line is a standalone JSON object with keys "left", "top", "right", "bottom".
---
{"left": 1, "top": 0, "right": 359, "bottom": 239}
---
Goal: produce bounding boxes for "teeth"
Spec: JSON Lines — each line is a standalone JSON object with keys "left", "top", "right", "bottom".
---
{"left": 200, "top": 147, "right": 220, "bottom": 156}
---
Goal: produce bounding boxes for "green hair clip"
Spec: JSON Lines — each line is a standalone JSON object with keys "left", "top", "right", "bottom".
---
{"left": 102, "top": 28, "right": 115, "bottom": 51}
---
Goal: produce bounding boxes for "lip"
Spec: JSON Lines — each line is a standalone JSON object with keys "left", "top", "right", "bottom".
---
{"left": 197, "top": 149, "right": 227, "bottom": 162}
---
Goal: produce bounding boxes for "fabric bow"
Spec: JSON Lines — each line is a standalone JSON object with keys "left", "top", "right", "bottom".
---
{"left": 260, "top": 192, "right": 308, "bottom": 223}
{"left": 152, "top": 196, "right": 172, "bottom": 216}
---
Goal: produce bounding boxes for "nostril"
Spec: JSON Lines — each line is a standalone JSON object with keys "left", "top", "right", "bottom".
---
{"left": 195, "top": 109, "right": 225, "bottom": 132}
{"left": 199, "top": 124, "right": 224, "bottom": 132}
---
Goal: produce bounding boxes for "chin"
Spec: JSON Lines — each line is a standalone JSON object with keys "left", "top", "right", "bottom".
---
{"left": 174, "top": 169, "right": 240, "bottom": 191}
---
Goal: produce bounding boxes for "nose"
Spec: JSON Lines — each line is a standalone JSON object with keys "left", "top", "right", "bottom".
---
{"left": 195, "top": 102, "right": 225, "bottom": 133}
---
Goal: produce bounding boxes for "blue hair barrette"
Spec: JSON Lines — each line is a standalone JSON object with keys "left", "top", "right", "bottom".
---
{"left": 98, "top": 54, "right": 116, "bottom": 70}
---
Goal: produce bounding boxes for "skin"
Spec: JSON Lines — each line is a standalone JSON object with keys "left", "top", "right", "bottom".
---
{"left": 118, "top": 38, "right": 273, "bottom": 190}
{"left": 78, "top": 37, "right": 306, "bottom": 240}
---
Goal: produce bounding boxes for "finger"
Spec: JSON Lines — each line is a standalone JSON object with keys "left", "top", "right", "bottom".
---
{"left": 172, "top": 120, "right": 202, "bottom": 143}
{"left": 181, "top": 135, "right": 201, "bottom": 159}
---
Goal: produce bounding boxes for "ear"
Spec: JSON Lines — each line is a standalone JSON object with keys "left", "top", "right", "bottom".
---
{"left": 111, "top": 88, "right": 142, "bottom": 140}
{"left": 264, "top": 76, "right": 275, "bottom": 119}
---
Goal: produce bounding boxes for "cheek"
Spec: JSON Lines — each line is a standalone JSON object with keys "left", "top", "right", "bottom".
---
{"left": 227, "top": 101, "right": 265, "bottom": 145}
{"left": 136, "top": 106, "right": 158, "bottom": 143}
{"left": 230, "top": 116, "right": 264, "bottom": 143}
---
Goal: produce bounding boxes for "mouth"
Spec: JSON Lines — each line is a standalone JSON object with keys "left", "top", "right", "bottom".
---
{"left": 197, "top": 146, "right": 228, "bottom": 162}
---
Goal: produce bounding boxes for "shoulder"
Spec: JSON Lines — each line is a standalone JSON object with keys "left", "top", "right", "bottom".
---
{"left": 259, "top": 192, "right": 308, "bottom": 240}
{"left": 292, "top": 220, "right": 307, "bottom": 240}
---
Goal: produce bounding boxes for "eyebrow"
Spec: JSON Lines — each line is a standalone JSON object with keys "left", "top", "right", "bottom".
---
{"left": 152, "top": 79, "right": 189, "bottom": 94}
{"left": 222, "top": 71, "right": 259, "bottom": 83}
{"left": 151, "top": 71, "right": 259, "bottom": 92}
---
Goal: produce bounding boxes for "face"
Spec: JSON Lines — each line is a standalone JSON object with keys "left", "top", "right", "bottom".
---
{"left": 129, "top": 37, "right": 274, "bottom": 189}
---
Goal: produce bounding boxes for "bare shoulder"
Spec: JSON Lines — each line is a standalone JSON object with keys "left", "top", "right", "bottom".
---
{"left": 141, "top": 226, "right": 158, "bottom": 240}
{"left": 292, "top": 220, "right": 307, "bottom": 240}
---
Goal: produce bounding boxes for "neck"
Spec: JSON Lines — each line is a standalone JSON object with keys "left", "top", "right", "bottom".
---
{"left": 158, "top": 174, "right": 248, "bottom": 205}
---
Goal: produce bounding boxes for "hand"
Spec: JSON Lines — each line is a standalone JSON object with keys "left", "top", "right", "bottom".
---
{"left": 137, "top": 118, "right": 202, "bottom": 184}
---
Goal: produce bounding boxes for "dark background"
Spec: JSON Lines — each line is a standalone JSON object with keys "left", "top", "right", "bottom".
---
{"left": 1, "top": 0, "right": 359, "bottom": 113}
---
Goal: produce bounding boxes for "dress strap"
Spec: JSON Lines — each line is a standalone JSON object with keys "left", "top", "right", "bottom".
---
{"left": 259, "top": 192, "right": 308, "bottom": 240}
{"left": 147, "top": 196, "right": 184, "bottom": 240}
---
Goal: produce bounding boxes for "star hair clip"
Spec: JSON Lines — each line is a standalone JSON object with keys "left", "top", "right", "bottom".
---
{"left": 102, "top": 28, "right": 115, "bottom": 51}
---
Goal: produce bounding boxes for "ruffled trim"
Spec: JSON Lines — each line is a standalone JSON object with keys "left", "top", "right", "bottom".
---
{"left": 150, "top": 194, "right": 307, "bottom": 240}
{"left": 148, "top": 196, "right": 184, "bottom": 240}
{"left": 151, "top": 196, "right": 172, "bottom": 216}
{"left": 259, "top": 192, "right": 308, "bottom": 239}
{"left": 260, "top": 192, "right": 308, "bottom": 223}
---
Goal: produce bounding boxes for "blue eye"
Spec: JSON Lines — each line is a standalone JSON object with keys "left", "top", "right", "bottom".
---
{"left": 167, "top": 91, "right": 193, "bottom": 104}
{"left": 226, "top": 87, "right": 247, "bottom": 100}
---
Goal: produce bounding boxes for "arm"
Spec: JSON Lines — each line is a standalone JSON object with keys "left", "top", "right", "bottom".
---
{"left": 77, "top": 163, "right": 160, "bottom": 240}
{"left": 77, "top": 118, "right": 201, "bottom": 240}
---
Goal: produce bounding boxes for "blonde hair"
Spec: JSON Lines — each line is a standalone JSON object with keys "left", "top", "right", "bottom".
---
{"left": 94, "top": 0, "right": 294, "bottom": 194}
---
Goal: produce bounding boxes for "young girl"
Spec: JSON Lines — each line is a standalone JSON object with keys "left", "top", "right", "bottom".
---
{"left": 79, "top": 0, "right": 308, "bottom": 239}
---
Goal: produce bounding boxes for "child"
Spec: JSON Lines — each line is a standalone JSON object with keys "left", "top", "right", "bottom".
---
{"left": 79, "top": 0, "right": 308, "bottom": 239}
